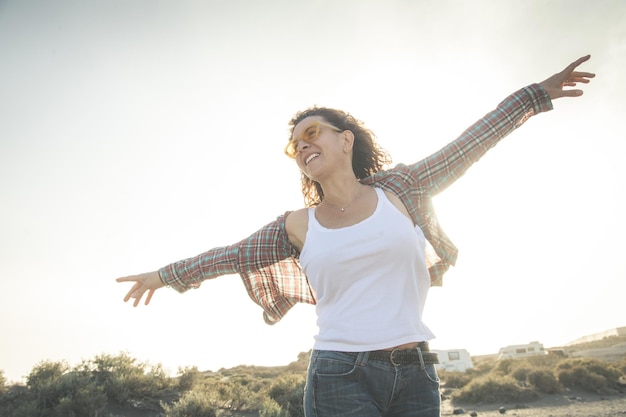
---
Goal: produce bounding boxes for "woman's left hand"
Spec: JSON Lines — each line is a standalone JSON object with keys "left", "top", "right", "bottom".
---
{"left": 116, "top": 271, "right": 164, "bottom": 307}
{"left": 539, "top": 55, "right": 595, "bottom": 100}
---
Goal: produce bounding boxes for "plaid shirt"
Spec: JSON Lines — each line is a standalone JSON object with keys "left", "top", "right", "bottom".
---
{"left": 159, "top": 83, "right": 552, "bottom": 324}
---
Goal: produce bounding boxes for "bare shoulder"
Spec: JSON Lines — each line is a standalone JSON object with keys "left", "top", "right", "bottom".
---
{"left": 285, "top": 207, "right": 309, "bottom": 251}
{"left": 383, "top": 189, "right": 411, "bottom": 222}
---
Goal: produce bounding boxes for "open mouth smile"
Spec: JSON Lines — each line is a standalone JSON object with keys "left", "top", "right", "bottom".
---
{"left": 305, "top": 153, "right": 320, "bottom": 165}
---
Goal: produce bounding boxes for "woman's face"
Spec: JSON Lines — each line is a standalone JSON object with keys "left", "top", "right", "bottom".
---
{"left": 290, "top": 116, "right": 348, "bottom": 179}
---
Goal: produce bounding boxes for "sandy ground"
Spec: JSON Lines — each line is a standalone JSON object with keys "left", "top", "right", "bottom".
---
{"left": 105, "top": 394, "right": 626, "bottom": 417}
{"left": 442, "top": 391, "right": 626, "bottom": 417}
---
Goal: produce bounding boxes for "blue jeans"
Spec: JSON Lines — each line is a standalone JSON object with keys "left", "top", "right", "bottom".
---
{"left": 304, "top": 350, "right": 441, "bottom": 417}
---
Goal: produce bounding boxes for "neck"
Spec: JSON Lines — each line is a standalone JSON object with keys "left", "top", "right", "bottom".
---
{"left": 320, "top": 178, "right": 364, "bottom": 211}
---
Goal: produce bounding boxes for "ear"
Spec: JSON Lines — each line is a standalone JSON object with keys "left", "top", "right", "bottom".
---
{"left": 342, "top": 130, "right": 355, "bottom": 153}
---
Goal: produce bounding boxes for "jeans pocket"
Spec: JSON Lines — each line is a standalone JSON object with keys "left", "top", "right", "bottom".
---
{"left": 421, "top": 363, "right": 441, "bottom": 385}
{"left": 312, "top": 351, "right": 359, "bottom": 377}
{"left": 306, "top": 351, "right": 363, "bottom": 416}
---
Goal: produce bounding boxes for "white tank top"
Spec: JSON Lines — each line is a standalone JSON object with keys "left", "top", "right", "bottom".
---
{"left": 300, "top": 187, "right": 434, "bottom": 351}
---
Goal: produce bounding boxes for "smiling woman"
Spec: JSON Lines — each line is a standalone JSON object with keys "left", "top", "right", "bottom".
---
{"left": 117, "top": 55, "right": 594, "bottom": 417}
{"left": 287, "top": 108, "right": 392, "bottom": 208}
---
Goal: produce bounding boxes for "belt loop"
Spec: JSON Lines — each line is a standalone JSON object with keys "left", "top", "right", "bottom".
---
{"left": 416, "top": 346, "right": 426, "bottom": 370}
{"left": 356, "top": 351, "right": 369, "bottom": 366}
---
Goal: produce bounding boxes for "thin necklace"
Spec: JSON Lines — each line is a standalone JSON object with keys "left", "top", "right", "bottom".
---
{"left": 338, "top": 202, "right": 352, "bottom": 213}
{"left": 325, "top": 187, "right": 362, "bottom": 213}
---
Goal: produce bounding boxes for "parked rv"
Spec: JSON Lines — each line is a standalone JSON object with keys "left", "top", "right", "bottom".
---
{"left": 498, "top": 341, "right": 546, "bottom": 360}
{"left": 432, "top": 349, "right": 474, "bottom": 372}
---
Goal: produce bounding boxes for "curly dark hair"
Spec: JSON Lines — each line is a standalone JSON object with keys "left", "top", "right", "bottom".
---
{"left": 288, "top": 107, "right": 392, "bottom": 207}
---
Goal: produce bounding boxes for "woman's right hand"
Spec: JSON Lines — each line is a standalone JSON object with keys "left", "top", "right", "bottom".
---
{"left": 116, "top": 271, "right": 165, "bottom": 307}
{"left": 539, "top": 55, "right": 595, "bottom": 100}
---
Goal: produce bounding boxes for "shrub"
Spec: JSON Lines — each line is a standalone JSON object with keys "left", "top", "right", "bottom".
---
{"left": 81, "top": 352, "right": 171, "bottom": 404}
{"left": 190, "top": 378, "right": 225, "bottom": 409}
{"left": 268, "top": 374, "right": 305, "bottom": 417}
{"left": 226, "top": 379, "right": 260, "bottom": 411}
{"left": 162, "top": 391, "right": 217, "bottom": 417}
{"left": 525, "top": 354, "right": 561, "bottom": 368}
{"left": 510, "top": 365, "right": 532, "bottom": 383}
{"left": 492, "top": 359, "right": 515, "bottom": 376}
{"left": 558, "top": 366, "right": 604, "bottom": 392}
{"left": 556, "top": 358, "right": 622, "bottom": 392}
{"left": 559, "top": 367, "right": 608, "bottom": 392}
{"left": 194, "top": 377, "right": 263, "bottom": 411}
{"left": 259, "top": 397, "right": 290, "bottom": 417}
{"left": 285, "top": 351, "right": 310, "bottom": 374}
{"left": 452, "top": 375, "right": 538, "bottom": 404}
{"left": 52, "top": 380, "right": 107, "bottom": 417}
{"left": 2, "top": 400, "right": 39, "bottom": 417}
{"left": 469, "top": 359, "right": 496, "bottom": 376}
{"left": 12, "top": 361, "right": 108, "bottom": 417}
{"left": 178, "top": 366, "right": 202, "bottom": 391}
{"left": 440, "top": 371, "right": 472, "bottom": 389}
{"left": 527, "top": 369, "right": 562, "bottom": 394}
{"left": 0, "top": 370, "right": 6, "bottom": 396}
{"left": 618, "top": 358, "right": 626, "bottom": 379}
{"left": 26, "top": 360, "right": 70, "bottom": 409}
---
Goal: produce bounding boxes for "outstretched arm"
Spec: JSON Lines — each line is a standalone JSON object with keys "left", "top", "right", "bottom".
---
{"left": 539, "top": 55, "right": 595, "bottom": 99}
{"left": 115, "top": 215, "right": 308, "bottom": 319}
{"left": 401, "top": 54, "right": 595, "bottom": 197}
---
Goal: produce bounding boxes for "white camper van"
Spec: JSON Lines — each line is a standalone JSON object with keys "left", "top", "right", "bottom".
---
{"left": 432, "top": 349, "right": 474, "bottom": 372}
{"left": 498, "top": 341, "right": 546, "bottom": 360}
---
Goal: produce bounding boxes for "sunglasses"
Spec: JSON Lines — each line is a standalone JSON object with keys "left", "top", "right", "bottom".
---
{"left": 285, "top": 120, "right": 342, "bottom": 158}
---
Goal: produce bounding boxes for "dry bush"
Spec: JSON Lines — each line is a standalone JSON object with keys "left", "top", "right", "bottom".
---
{"left": 194, "top": 376, "right": 264, "bottom": 412}
{"left": 259, "top": 397, "right": 290, "bottom": 417}
{"left": 268, "top": 374, "right": 306, "bottom": 417}
{"left": 618, "top": 357, "right": 626, "bottom": 375}
{"left": 1, "top": 360, "right": 108, "bottom": 417}
{"left": 177, "top": 366, "right": 202, "bottom": 391}
{"left": 470, "top": 358, "right": 497, "bottom": 376}
{"left": 527, "top": 369, "right": 562, "bottom": 394}
{"left": 524, "top": 354, "right": 562, "bottom": 368}
{"left": 440, "top": 370, "right": 472, "bottom": 389}
{"left": 0, "top": 370, "right": 6, "bottom": 397}
{"left": 492, "top": 359, "right": 516, "bottom": 376}
{"left": 80, "top": 352, "right": 171, "bottom": 404}
{"left": 510, "top": 365, "right": 533, "bottom": 383}
{"left": 452, "top": 375, "right": 538, "bottom": 404}
{"left": 162, "top": 391, "right": 217, "bottom": 417}
{"left": 556, "top": 358, "right": 622, "bottom": 392}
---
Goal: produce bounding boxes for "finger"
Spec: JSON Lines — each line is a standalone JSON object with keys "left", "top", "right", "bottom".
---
{"left": 123, "top": 282, "right": 142, "bottom": 302}
{"left": 571, "top": 71, "right": 595, "bottom": 78}
{"left": 560, "top": 89, "right": 585, "bottom": 98}
{"left": 566, "top": 78, "right": 590, "bottom": 85}
{"left": 560, "top": 55, "right": 591, "bottom": 81}
{"left": 568, "top": 54, "right": 591, "bottom": 71}
{"left": 568, "top": 74, "right": 595, "bottom": 83}
{"left": 117, "top": 275, "right": 143, "bottom": 284}
{"left": 123, "top": 287, "right": 135, "bottom": 302}
{"left": 133, "top": 290, "right": 145, "bottom": 307}
{"left": 145, "top": 289, "right": 155, "bottom": 305}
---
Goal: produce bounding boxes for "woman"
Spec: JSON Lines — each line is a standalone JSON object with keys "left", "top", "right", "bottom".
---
{"left": 117, "top": 55, "right": 594, "bottom": 416}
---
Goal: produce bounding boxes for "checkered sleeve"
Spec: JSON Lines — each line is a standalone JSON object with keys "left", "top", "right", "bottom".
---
{"left": 235, "top": 214, "right": 315, "bottom": 324}
{"left": 157, "top": 244, "right": 240, "bottom": 293}
{"left": 414, "top": 83, "right": 552, "bottom": 196}
{"left": 364, "top": 83, "right": 553, "bottom": 288}
{"left": 157, "top": 218, "right": 288, "bottom": 293}
{"left": 157, "top": 215, "right": 314, "bottom": 324}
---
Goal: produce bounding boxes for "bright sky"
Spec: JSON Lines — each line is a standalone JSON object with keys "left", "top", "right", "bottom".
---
{"left": 1, "top": 0, "right": 625, "bottom": 384}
